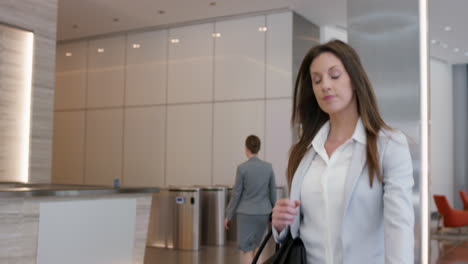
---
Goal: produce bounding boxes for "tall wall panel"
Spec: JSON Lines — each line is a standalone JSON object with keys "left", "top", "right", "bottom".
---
{"left": 348, "top": 0, "right": 424, "bottom": 261}
{"left": 0, "top": 0, "right": 58, "bottom": 183}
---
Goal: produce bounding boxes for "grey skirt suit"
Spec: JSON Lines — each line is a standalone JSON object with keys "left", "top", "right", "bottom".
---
{"left": 225, "top": 156, "right": 277, "bottom": 251}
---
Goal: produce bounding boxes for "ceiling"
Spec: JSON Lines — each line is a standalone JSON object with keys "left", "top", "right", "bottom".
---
{"left": 57, "top": 0, "right": 468, "bottom": 64}
{"left": 428, "top": 0, "right": 468, "bottom": 64}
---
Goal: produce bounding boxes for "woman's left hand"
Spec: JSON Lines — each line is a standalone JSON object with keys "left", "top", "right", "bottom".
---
{"left": 224, "top": 218, "right": 230, "bottom": 230}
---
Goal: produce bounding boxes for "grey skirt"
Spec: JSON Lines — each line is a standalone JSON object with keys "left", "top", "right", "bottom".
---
{"left": 236, "top": 213, "right": 270, "bottom": 252}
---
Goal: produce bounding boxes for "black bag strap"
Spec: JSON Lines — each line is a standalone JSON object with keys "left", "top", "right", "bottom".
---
{"left": 252, "top": 229, "right": 273, "bottom": 264}
{"left": 252, "top": 213, "right": 278, "bottom": 264}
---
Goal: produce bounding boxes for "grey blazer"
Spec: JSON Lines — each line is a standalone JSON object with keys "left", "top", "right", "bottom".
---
{"left": 225, "top": 156, "right": 277, "bottom": 220}
{"left": 274, "top": 129, "right": 414, "bottom": 264}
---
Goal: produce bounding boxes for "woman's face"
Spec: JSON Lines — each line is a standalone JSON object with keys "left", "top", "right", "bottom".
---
{"left": 310, "top": 52, "right": 356, "bottom": 116}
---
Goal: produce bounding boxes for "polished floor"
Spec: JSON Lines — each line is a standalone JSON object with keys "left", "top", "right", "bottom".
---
{"left": 144, "top": 234, "right": 468, "bottom": 264}
{"left": 430, "top": 226, "right": 468, "bottom": 264}
{"left": 144, "top": 239, "right": 276, "bottom": 264}
{"left": 432, "top": 240, "right": 468, "bottom": 264}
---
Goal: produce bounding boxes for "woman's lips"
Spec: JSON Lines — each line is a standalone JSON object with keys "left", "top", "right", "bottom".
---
{"left": 323, "top": 95, "right": 335, "bottom": 101}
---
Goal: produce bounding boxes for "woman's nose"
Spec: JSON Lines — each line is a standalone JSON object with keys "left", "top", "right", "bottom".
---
{"left": 321, "top": 78, "right": 332, "bottom": 92}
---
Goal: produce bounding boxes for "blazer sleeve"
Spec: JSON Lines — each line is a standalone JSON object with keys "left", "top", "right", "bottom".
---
{"left": 225, "top": 166, "right": 244, "bottom": 220}
{"left": 382, "top": 132, "right": 415, "bottom": 264}
{"left": 269, "top": 165, "right": 277, "bottom": 207}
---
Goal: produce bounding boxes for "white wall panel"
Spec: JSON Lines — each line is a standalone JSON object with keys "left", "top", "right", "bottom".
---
{"left": 213, "top": 101, "right": 265, "bottom": 185}
{"left": 214, "top": 16, "right": 266, "bottom": 100}
{"left": 55, "top": 41, "right": 87, "bottom": 109}
{"left": 123, "top": 107, "right": 165, "bottom": 187}
{"left": 320, "top": 25, "right": 348, "bottom": 43}
{"left": 429, "top": 59, "right": 454, "bottom": 211}
{"left": 265, "top": 99, "right": 292, "bottom": 187}
{"left": 168, "top": 23, "right": 214, "bottom": 103}
{"left": 85, "top": 109, "right": 123, "bottom": 186}
{"left": 166, "top": 104, "right": 212, "bottom": 186}
{"left": 52, "top": 111, "right": 85, "bottom": 184}
{"left": 126, "top": 30, "right": 167, "bottom": 106}
{"left": 37, "top": 199, "right": 136, "bottom": 264}
{"left": 266, "top": 12, "right": 293, "bottom": 98}
{"left": 87, "top": 36, "right": 125, "bottom": 108}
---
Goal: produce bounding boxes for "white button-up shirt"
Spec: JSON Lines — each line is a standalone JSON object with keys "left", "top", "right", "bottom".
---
{"left": 300, "top": 119, "right": 366, "bottom": 264}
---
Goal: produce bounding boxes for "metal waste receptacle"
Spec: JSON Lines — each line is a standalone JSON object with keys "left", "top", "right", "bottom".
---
{"left": 168, "top": 187, "right": 200, "bottom": 250}
{"left": 198, "top": 186, "right": 227, "bottom": 246}
{"left": 147, "top": 188, "right": 170, "bottom": 248}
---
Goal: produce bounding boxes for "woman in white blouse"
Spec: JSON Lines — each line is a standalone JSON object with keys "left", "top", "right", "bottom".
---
{"left": 272, "top": 40, "right": 414, "bottom": 264}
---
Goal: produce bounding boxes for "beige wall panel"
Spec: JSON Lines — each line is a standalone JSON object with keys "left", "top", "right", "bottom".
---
{"left": 85, "top": 109, "right": 123, "bottom": 186}
{"left": 52, "top": 111, "right": 85, "bottom": 184}
{"left": 87, "top": 36, "right": 125, "bottom": 108}
{"left": 123, "top": 107, "right": 165, "bottom": 187}
{"left": 126, "top": 30, "right": 167, "bottom": 106}
{"left": 166, "top": 104, "right": 212, "bottom": 186}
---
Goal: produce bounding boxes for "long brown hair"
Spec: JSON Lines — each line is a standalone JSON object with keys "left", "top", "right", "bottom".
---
{"left": 288, "top": 39, "right": 390, "bottom": 188}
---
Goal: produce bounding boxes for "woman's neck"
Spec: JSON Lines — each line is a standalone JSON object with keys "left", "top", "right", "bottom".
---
{"left": 328, "top": 111, "right": 359, "bottom": 143}
{"left": 247, "top": 153, "right": 257, "bottom": 159}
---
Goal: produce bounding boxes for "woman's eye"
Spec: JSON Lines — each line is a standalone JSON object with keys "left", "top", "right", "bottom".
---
{"left": 314, "top": 79, "right": 321, "bottom": 84}
{"left": 331, "top": 75, "right": 340, "bottom": 80}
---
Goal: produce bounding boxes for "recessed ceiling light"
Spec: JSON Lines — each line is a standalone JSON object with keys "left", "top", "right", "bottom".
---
{"left": 97, "top": 48, "right": 104, "bottom": 53}
{"left": 209, "top": 2, "right": 216, "bottom": 6}
{"left": 65, "top": 52, "right": 72, "bottom": 57}
{"left": 444, "top": 26, "right": 452, "bottom": 31}
{"left": 454, "top": 48, "right": 460, "bottom": 53}
{"left": 170, "top": 39, "right": 180, "bottom": 44}
{"left": 158, "top": 10, "right": 165, "bottom": 14}
{"left": 258, "top": 27, "right": 267, "bottom": 32}
{"left": 441, "top": 43, "right": 448, "bottom": 49}
{"left": 212, "top": 33, "right": 221, "bottom": 38}
{"left": 431, "top": 39, "right": 437, "bottom": 44}
{"left": 132, "top": 44, "right": 141, "bottom": 49}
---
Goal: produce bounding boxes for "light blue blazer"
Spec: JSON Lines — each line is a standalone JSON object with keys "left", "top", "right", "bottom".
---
{"left": 274, "top": 129, "right": 414, "bottom": 264}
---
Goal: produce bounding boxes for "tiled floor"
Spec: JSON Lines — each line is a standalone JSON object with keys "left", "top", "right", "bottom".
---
{"left": 145, "top": 235, "right": 468, "bottom": 263}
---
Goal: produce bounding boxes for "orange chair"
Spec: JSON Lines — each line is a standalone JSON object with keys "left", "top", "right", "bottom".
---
{"left": 433, "top": 195, "right": 468, "bottom": 229}
{"left": 459, "top": 190, "right": 468, "bottom": 211}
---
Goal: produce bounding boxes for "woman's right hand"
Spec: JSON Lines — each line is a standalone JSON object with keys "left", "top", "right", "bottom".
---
{"left": 272, "top": 199, "right": 300, "bottom": 233}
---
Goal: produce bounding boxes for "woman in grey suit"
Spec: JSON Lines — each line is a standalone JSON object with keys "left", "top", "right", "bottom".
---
{"left": 272, "top": 40, "right": 414, "bottom": 264}
{"left": 225, "top": 135, "right": 277, "bottom": 264}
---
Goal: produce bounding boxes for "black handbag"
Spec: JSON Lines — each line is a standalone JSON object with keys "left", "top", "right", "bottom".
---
{"left": 252, "top": 229, "right": 307, "bottom": 264}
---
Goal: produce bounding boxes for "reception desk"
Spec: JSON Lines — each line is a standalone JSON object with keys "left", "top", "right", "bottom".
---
{"left": 0, "top": 183, "right": 159, "bottom": 264}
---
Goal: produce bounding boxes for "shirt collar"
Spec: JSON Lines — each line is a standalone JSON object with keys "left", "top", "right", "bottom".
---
{"left": 310, "top": 121, "right": 330, "bottom": 151}
{"left": 352, "top": 118, "right": 367, "bottom": 144}
{"left": 308, "top": 118, "right": 366, "bottom": 149}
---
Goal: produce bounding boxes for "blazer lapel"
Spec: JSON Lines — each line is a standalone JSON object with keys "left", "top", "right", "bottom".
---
{"left": 342, "top": 143, "right": 367, "bottom": 217}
